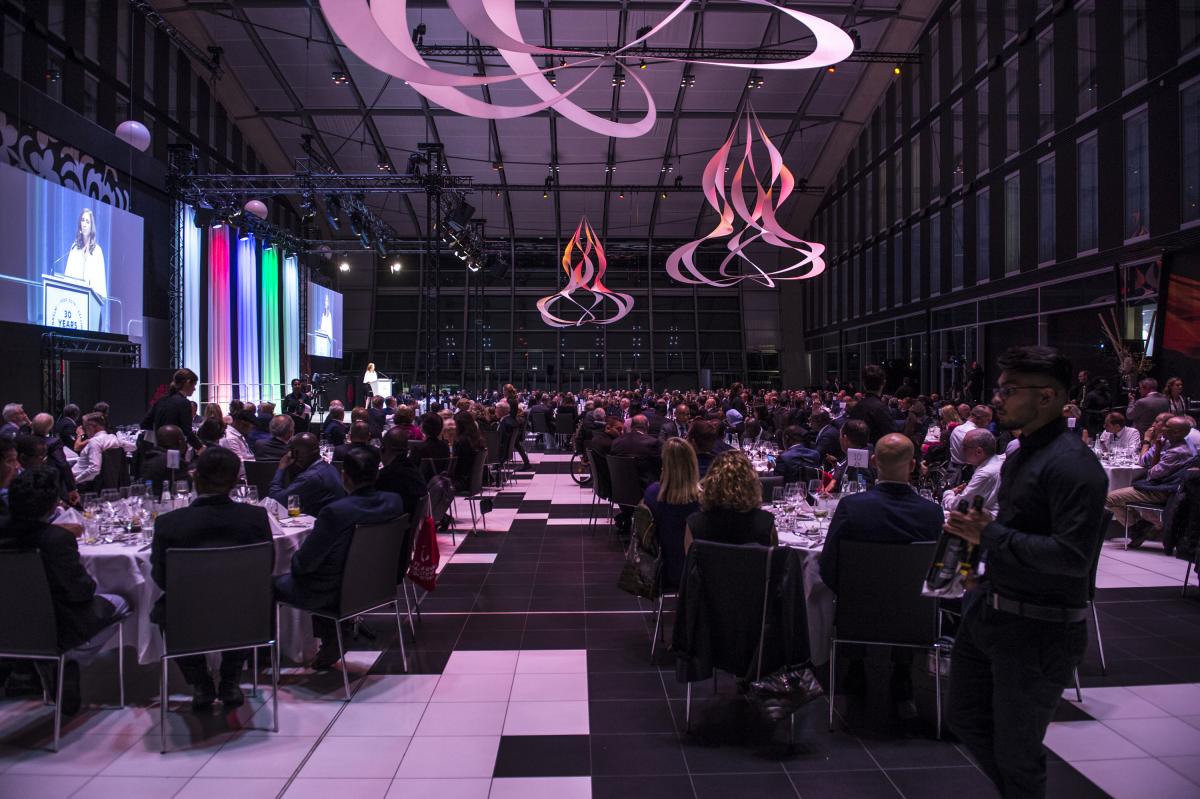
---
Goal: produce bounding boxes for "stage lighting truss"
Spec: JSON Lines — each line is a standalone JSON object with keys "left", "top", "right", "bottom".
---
{"left": 536, "top": 218, "right": 634, "bottom": 329}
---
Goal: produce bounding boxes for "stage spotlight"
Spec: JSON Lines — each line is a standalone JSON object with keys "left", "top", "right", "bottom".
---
{"left": 618, "top": 191, "right": 625, "bottom": 199}
{"left": 324, "top": 195, "right": 341, "bottom": 231}
{"left": 411, "top": 22, "right": 426, "bottom": 45}
{"left": 894, "top": 65, "right": 902, "bottom": 75}
{"left": 660, "top": 191, "right": 668, "bottom": 200}
{"left": 673, "top": 175, "right": 683, "bottom": 190}
{"left": 827, "top": 65, "right": 836, "bottom": 74}
{"left": 339, "top": 261, "right": 351, "bottom": 272}
{"left": 390, "top": 261, "right": 402, "bottom": 274}
{"left": 193, "top": 205, "right": 216, "bottom": 228}
{"left": 330, "top": 71, "right": 350, "bottom": 85}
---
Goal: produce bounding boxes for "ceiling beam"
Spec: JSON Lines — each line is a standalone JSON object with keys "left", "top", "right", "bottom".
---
{"left": 599, "top": 1, "right": 631, "bottom": 241}
{"left": 182, "top": 0, "right": 896, "bottom": 15}
{"left": 249, "top": 108, "right": 844, "bottom": 122}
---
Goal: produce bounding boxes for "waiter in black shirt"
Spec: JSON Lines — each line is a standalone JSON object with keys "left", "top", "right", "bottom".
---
{"left": 141, "top": 368, "right": 201, "bottom": 451}
{"left": 944, "top": 346, "right": 1107, "bottom": 799}
{"left": 282, "top": 379, "right": 312, "bottom": 425}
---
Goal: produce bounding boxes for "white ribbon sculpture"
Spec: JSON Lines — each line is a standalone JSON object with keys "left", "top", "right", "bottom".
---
{"left": 537, "top": 218, "right": 634, "bottom": 328}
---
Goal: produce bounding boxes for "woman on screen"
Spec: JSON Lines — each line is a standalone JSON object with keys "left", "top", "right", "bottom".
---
{"left": 314, "top": 294, "right": 334, "bottom": 356}
{"left": 64, "top": 208, "right": 107, "bottom": 302}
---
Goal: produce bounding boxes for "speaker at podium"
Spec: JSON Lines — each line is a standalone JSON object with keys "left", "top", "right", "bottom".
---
{"left": 43, "top": 273, "right": 103, "bottom": 331}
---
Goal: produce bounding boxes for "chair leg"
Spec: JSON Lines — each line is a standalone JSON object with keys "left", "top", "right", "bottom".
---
{"left": 335, "top": 621, "right": 351, "bottom": 701}
{"left": 685, "top": 682, "right": 692, "bottom": 732}
{"left": 117, "top": 623, "right": 125, "bottom": 708}
{"left": 1185, "top": 558, "right": 1196, "bottom": 598}
{"left": 252, "top": 648, "right": 259, "bottom": 699}
{"left": 52, "top": 655, "right": 64, "bottom": 753}
{"left": 1091, "top": 601, "right": 1107, "bottom": 675}
{"left": 828, "top": 641, "right": 837, "bottom": 732}
{"left": 1073, "top": 668, "right": 1083, "bottom": 702}
{"left": 934, "top": 648, "right": 942, "bottom": 740}
{"left": 1123, "top": 514, "right": 1131, "bottom": 549}
{"left": 393, "top": 600, "right": 409, "bottom": 673}
{"left": 650, "top": 594, "right": 664, "bottom": 660}
{"left": 159, "top": 656, "right": 169, "bottom": 754}
{"left": 402, "top": 581, "right": 416, "bottom": 637}
{"left": 480, "top": 499, "right": 487, "bottom": 532}
{"left": 271, "top": 641, "right": 280, "bottom": 733}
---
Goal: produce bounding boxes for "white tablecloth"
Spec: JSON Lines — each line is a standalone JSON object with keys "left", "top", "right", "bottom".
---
{"left": 1103, "top": 464, "right": 1146, "bottom": 492}
{"left": 774, "top": 533, "right": 834, "bottom": 666}
{"left": 79, "top": 512, "right": 319, "bottom": 665}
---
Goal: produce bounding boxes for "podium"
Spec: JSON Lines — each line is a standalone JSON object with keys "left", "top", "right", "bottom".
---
{"left": 43, "top": 273, "right": 102, "bottom": 332}
{"left": 372, "top": 378, "right": 393, "bottom": 398}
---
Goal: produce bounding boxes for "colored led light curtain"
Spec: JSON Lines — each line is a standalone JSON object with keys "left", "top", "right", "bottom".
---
{"left": 236, "top": 234, "right": 261, "bottom": 404}
{"left": 206, "top": 226, "right": 232, "bottom": 406}
{"left": 260, "top": 246, "right": 282, "bottom": 406}
{"left": 182, "top": 205, "right": 202, "bottom": 387}
{"left": 282, "top": 254, "right": 300, "bottom": 388}
{"left": 665, "top": 105, "right": 827, "bottom": 288}
{"left": 537, "top": 218, "right": 634, "bottom": 328}
{"left": 322, "top": 0, "right": 852, "bottom": 137}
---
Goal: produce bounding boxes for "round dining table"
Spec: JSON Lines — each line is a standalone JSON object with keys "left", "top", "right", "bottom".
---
{"left": 1102, "top": 463, "right": 1146, "bottom": 492}
{"left": 78, "top": 511, "right": 320, "bottom": 665}
{"left": 767, "top": 502, "right": 836, "bottom": 665}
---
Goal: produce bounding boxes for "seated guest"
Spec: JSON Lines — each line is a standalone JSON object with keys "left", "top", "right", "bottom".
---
{"left": 70, "top": 412, "right": 121, "bottom": 488}
{"left": 333, "top": 421, "right": 376, "bottom": 463}
{"left": 441, "top": 418, "right": 458, "bottom": 447}
{"left": 377, "top": 427, "right": 427, "bottom": 514}
{"left": 685, "top": 450, "right": 776, "bottom": 549}
{"left": 409, "top": 413, "right": 452, "bottom": 478}
{"left": 274, "top": 446, "right": 404, "bottom": 669}
{"left": 253, "top": 414, "right": 294, "bottom": 461}
{"left": 268, "top": 432, "right": 345, "bottom": 516}
{"left": 322, "top": 407, "right": 348, "bottom": 447}
{"left": 659, "top": 403, "right": 690, "bottom": 441}
{"left": 134, "top": 425, "right": 186, "bottom": 496}
{"left": 150, "top": 447, "right": 271, "bottom": 710}
{"left": 644, "top": 438, "right": 702, "bottom": 591}
{"left": 220, "top": 410, "right": 258, "bottom": 462}
{"left": 56, "top": 404, "right": 81, "bottom": 450}
{"left": 367, "top": 396, "right": 388, "bottom": 439}
{"left": 0, "top": 438, "right": 15, "bottom": 526}
{"left": 1098, "top": 412, "right": 1141, "bottom": 454}
{"left": 30, "top": 414, "right": 76, "bottom": 502}
{"left": 0, "top": 467, "right": 129, "bottom": 714}
{"left": 687, "top": 419, "right": 732, "bottom": 478}
{"left": 940, "top": 429, "right": 1003, "bottom": 516}
{"left": 818, "top": 433, "right": 941, "bottom": 717}
{"left": 0, "top": 403, "right": 31, "bottom": 440}
{"left": 588, "top": 414, "right": 625, "bottom": 462}
{"left": 197, "top": 417, "right": 225, "bottom": 450}
{"left": 393, "top": 405, "right": 424, "bottom": 441}
{"left": 811, "top": 410, "right": 842, "bottom": 465}
{"left": 949, "top": 405, "right": 993, "bottom": 466}
{"left": 828, "top": 419, "right": 876, "bottom": 492}
{"left": 451, "top": 411, "right": 486, "bottom": 492}
{"left": 611, "top": 414, "right": 663, "bottom": 488}
{"left": 254, "top": 402, "right": 274, "bottom": 435}
{"left": 1107, "top": 416, "right": 1198, "bottom": 548}
{"left": 1062, "top": 403, "right": 1090, "bottom": 445}
{"left": 774, "top": 425, "right": 821, "bottom": 484}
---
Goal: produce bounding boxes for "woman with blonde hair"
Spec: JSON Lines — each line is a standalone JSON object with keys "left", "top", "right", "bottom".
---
{"left": 643, "top": 438, "right": 702, "bottom": 589}
{"left": 685, "top": 449, "right": 776, "bottom": 551}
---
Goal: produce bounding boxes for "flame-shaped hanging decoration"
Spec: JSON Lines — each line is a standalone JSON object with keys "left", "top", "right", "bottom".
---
{"left": 537, "top": 219, "right": 634, "bottom": 328}
{"left": 665, "top": 105, "right": 827, "bottom": 288}
{"left": 321, "top": 0, "right": 853, "bottom": 138}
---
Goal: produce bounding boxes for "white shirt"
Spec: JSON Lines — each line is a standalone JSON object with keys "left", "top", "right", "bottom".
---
{"left": 1098, "top": 426, "right": 1142, "bottom": 454}
{"left": 941, "top": 454, "right": 1004, "bottom": 517}
{"left": 948, "top": 420, "right": 978, "bottom": 465}
{"left": 64, "top": 243, "right": 107, "bottom": 300}
{"left": 219, "top": 427, "right": 256, "bottom": 462}
{"left": 71, "top": 430, "right": 121, "bottom": 484}
{"left": 363, "top": 369, "right": 378, "bottom": 386}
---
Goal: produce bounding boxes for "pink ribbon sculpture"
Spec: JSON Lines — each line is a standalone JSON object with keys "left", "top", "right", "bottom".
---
{"left": 321, "top": 0, "right": 853, "bottom": 137}
{"left": 537, "top": 219, "right": 634, "bottom": 328}
{"left": 665, "top": 105, "right": 827, "bottom": 287}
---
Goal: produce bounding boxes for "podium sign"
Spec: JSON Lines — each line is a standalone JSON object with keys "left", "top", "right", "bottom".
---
{"left": 43, "top": 273, "right": 101, "bottom": 332}
{"left": 373, "top": 379, "right": 393, "bottom": 397}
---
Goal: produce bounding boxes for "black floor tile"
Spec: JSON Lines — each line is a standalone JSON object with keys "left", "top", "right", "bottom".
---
{"left": 454, "top": 628, "right": 526, "bottom": 649}
{"left": 591, "top": 775, "right": 695, "bottom": 799}
{"left": 587, "top": 628, "right": 653, "bottom": 651}
{"left": 857, "top": 736, "right": 970, "bottom": 769}
{"left": 589, "top": 700, "right": 678, "bottom": 734}
{"left": 589, "top": 671, "right": 669, "bottom": 700}
{"left": 525, "top": 612, "right": 588, "bottom": 630}
{"left": 521, "top": 628, "right": 588, "bottom": 649}
{"left": 1044, "top": 761, "right": 1112, "bottom": 798}
{"left": 887, "top": 765, "right": 999, "bottom": 798}
{"left": 587, "top": 649, "right": 663, "bottom": 674}
{"left": 591, "top": 733, "right": 689, "bottom": 776}
{"left": 786, "top": 770, "right": 901, "bottom": 799}
{"left": 681, "top": 737, "right": 791, "bottom": 775}
{"left": 492, "top": 734, "right": 591, "bottom": 778}
{"left": 778, "top": 731, "right": 879, "bottom": 774}
{"left": 692, "top": 773, "right": 799, "bottom": 798}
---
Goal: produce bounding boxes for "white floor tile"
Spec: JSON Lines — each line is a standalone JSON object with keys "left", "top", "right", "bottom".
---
{"left": 248, "top": 696, "right": 344, "bottom": 736}
{"left": 545, "top": 518, "right": 593, "bottom": 526}
{"left": 1104, "top": 716, "right": 1200, "bottom": 757}
{"left": 173, "top": 777, "right": 288, "bottom": 799}
{"left": 354, "top": 675, "right": 441, "bottom": 703}
{"left": 502, "top": 701, "right": 589, "bottom": 736}
{"left": 100, "top": 733, "right": 228, "bottom": 777}
{"left": 452, "top": 554, "right": 500, "bottom": 564}
{"left": 1043, "top": 721, "right": 1148, "bottom": 761}
{"left": 443, "top": 651, "right": 519, "bottom": 675}
{"left": 386, "top": 778, "right": 491, "bottom": 799}
{"left": 509, "top": 673, "right": 588, "bottom": 702}
{"left": 195, "top": 734, "right": 317, "bottom": 778}
{"left": 431, "top": 674, "right": 514, "bottom": 703}
{"left": 298, "top": 736, "right": 411, "bottom": 779}
{"left": 0, "top": 774, "right": 89, "bottom": 799}
{"left": 284, "top": 778, "right": 391, "bottom": 799}
{"left": 4, "top": 733, "right": 140, "bottom": 776}
{"left": 1066, "top": 686, "right": 1174, "bottom": 720}
{"left": 328, "top": 702, "right": 427, "bottom": 737}
{"left": 1073, "top": 756, "right": 1200, "bottom": 799}
{"left": 489, "top": 776, "right": 592, "bottom": 799}
{"left": 393, "top": 735, "right": 500, "bottom": 778}
{"left": 69, "top": 775, "right": 188, "bottom": 799}
{"left": 414, "top": 702, "right": 508, "bottom": 737}
{"left": 1129, "top": 684, "right": 1200, "bottom": 716}
{"left": 1162, "top": 754, "right": 1200, "bottom": 786}
{"left": 515, "top": 650, "right": 588, "bottom": 674}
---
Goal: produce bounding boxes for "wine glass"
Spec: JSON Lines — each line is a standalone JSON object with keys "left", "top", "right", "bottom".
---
{"left": 174, "top": 480, "right": 190, "bottom": 500}
{"left": 807, "top": 479, "right": 823, "bottom": 503}
{"left": 245, "top": 486, "right": 258, "bottom": 504}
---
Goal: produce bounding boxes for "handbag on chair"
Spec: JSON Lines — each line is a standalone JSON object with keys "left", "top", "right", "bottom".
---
{"left": 617, "top": 504, "right": 662, "bottom": 599}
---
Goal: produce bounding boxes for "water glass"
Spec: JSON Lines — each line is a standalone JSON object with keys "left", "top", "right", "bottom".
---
{"left": 287, "top": 495, "right": 301, "bottom": 518}
{"left": 174, "top": 480, "right": 190, "bottom": 500}
{"left": 919, "top": 488, "right": 935, "bottom": 503}
{"left": 807, "top": 479, "right": 823, "bottom": 501}
{"left": 245, "top": 486, "right": 258, "bottom": 504}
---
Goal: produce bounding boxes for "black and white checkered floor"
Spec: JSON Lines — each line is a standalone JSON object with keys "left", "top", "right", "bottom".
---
{"left": 3, "top": 453, "right": 1200, "bottom": 798}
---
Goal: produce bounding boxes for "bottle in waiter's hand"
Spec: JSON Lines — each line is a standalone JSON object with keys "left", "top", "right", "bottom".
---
{"left": 924, "top": 494, "right": 985, "bottom": 597}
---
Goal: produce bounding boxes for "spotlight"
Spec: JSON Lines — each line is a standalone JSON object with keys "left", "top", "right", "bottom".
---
{"left": 894, "top": 65, "right": 902, "bottom": 75}
{"left": 377, "top": 160, "right": 391, "bottom": 172}
{"left": 661, "top": 161, "right": 673, "bottom": 173}
{"left": 339, "top": 261, "right": 350, "bottom": 272}
{"left": 612, "top": 71, "right": 625, "bottom": 87}
{"left": 639, "top": 60, "right": 648, "bottom": 70}
{"left": 660, "top": 191, "right": 668, "bottom": 200}
{"left": 827, "top": 65, "right": 836, "bottom": 74}
{"left": 491, "top": 160, "right": 503, "bottom": 171}
{"left": 330, "top": 71, "right": 350, "bottom": 85}
{"left": 45, "top": 69, "right": 61, "bottom": 83}
{"left": 673, "top": 175, "right": 683, "bottom": 190}
{"left": 543, "top": 176, "right": 553, "bottom": 198}
{"left": 548, "top": 72, "right": 557, "bottom": 85}
{"left": 618, "top": 191, "right": 625, "bottom": 199}
{"left": 636, "top": 25, "right": 652, "bottom": 38}
{"left": 849, "top": 29, "right": 861, "bottom": 50}
{"left": 681, "top": 73, "right": 696, "bottom": 88}
{"left": 495, "top": 191, "right": 501, "bottom": 198}
{"left": 390, "top": 261, "right": 402, "bottom": 274}
{"left": 324, "top": 195, "right": 341, "bottom": 231}
{"left": 747, "top": 74, "right": 764, "bottom": 89}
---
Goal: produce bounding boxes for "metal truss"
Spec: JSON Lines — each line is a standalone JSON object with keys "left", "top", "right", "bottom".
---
{"left": 415, "top": 44, "right": 921, "bottom": 64}
{"left": 42, "top": 333, "right": 141, "bottom": 412}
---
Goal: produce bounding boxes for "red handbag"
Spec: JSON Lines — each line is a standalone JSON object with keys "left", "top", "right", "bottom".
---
{"left": 406, "top": 516, "right": 440, "bottom": 591}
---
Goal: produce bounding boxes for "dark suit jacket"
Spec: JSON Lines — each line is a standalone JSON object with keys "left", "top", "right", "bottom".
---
{"left": 377, "top": 459, "right": 425, "bottom": 517}
{"left": 44, "top": 436, "right": 76, "bottom": 494}
{"left": 0, "top": 519, "right": 107, "bottom": 649}
{"left": 133, "top": 446, "right": 181, "bottom": 496}
{"left": 333, "top": 442, "right": 379, "bottom": 463}
{"left": 367, "top": 408, "right": 388, "bottom": 439}
{"left": 818, "top": 482, "right": 942, "bottom": 592}
{"left": 408, "top": 438, "right": 452, "bottom": 478}
{"left": 56, "top": 415, "right": 78, "bottom": 449}
{"left": 268, "top": 459, "right": 346, "bottom": 517}
{"left": 848, "top": 394, "right": 896, "bottom": 445}
{"left": 643, "top": 412, "right": 666, "bottom": 437}
{"left": 287, "top": 488, "right": 405, "bottom": 609}
{"left": 322, "top": 419, "right": 348, "bottom": 446}
{"left": 814, "top": 424, "right": 843, "bottom": 463}
{"left": 610, "top": 431, "right": 663, "bottom": 486}
{"left": 774, "top": 444, "right": 821, "bottom": 483}
{"left": 253, "top": 436, "right": 290, "bottom": 461}
{"left": 149, "top": 495, "right": 272, "bottom": 624}
{"left": 1127, "top": 393, "right": 1172, "bottom": 433}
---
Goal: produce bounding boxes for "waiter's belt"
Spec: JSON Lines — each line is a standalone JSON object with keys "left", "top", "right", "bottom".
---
{"left": 987, "top": 591, "right": 1088, "bottom": 623}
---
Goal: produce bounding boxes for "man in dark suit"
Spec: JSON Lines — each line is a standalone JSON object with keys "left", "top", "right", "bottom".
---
{"left": 367, "top": 396, "right": 388, "bottom": 439}
{"left": 0, "top": 437, "right": 16, "bottom": 528}
{"left": 334, "top": 421, "right": 377, "bottom": 463}
{"left": 1125, "top": 377, "right": 1172, "bottom": 434}
{"left": 811, "top": 410, "right": 843, "bottom": 466}
{"left": 849, "top": 364, "right": 897, "bottom": 445}
{"left": 819, "top": 433, "right": 941, "bottom": 717}
{"left": 268, "top": 432, "right": 345, "bottom": 516}
{"left": 610, "top": 415, "right": 663, "bottom": 488}
{"left": 151, "top": 447, "right": 272, "bottom": 710}
{"left": 644, "top": 402, "right": 668, "bottom": 437}
{"left": 56, "top": 404, "right": 81, "bottom": 450}
{"left": 253, "top": 414, "right": 294, "bottom": 461}
{"left": 322, "top": 407, "right": 348, "bottom": 447}
{"left": 377, "top": 427, "right": 426, "bottom": 517}
{"left": 774, "top": 426, "right": 821, "bottom": 484}
{"left": 0, "top": 466, "right": 129, "bottom": 715}
{"left": 28, "top": 415, "right": 77, "bottom": 504}
{"left": 274, "top": 446, "right": 404, "bottom": 669}
{"left": 0, "top": 403, "right": 31, "bottom": 441}
{"left": 830, "top": 419, "right": 876, "bottom": 491}
{"left": 659, "top": 403, "right": 691, "bottom": 441}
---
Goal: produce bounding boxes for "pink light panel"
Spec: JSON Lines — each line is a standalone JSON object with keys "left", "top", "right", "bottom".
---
{"left": 537, "top": 218, "right": 634, "bottom": 328}
{"left": 664, "top": 105, "right": 827, "bottom": 288}
{"left": 206, "top": 226, "right": 232, "bottom": 406}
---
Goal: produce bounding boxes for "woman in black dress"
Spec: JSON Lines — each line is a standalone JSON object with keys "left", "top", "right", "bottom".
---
{"left": 141, "top": 368, "right": 201, "bottom": 450}
{"left": 451, "top": 411, "right": 487, "bottom": 491}
{"left": 685, "top": 449, "right": 776, "bottom": 551}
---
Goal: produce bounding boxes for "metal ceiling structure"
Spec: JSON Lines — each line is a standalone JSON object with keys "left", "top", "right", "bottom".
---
{"left": 159, "top": 0, "right": 937, "bottom": 244}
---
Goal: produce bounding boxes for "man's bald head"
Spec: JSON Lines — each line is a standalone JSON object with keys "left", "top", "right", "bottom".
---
{"left": 630, "top": 414, "right": 649, "bottom": 433}
{"left": 962, "top": 428, "right": 997, "bottom": 465}
{"left": 290, "top": 432, "right": 320, "bottom": 469}
{"left": 156, "top": 424, "right": 185, "bottom": 452}
{"left": 872, "top": 433, "right": 914, "bottom": 482}
{"left": 1165, "top": 416, "right": 1194, "bottom": 445}
{"left": 31, "top": 413, "right": 54, "bottom": 436}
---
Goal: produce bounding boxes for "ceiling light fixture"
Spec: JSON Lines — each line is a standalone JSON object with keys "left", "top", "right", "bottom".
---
{"left": 894, "top": 65, "right": 902, "bottom": 75}
{"left": 330, "top": 71, "right": 350, "bottom": 85}
{"left": 339, "top": 261, "right": 351, "bottom": 272}
{"left": 681, "top": 73, "right": 696, "bottom": 88}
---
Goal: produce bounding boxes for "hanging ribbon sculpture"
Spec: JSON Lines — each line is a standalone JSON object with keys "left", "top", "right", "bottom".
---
{"left": 665, "top": 105, "right": 827, "bottom": 288}
{"left": 537, "top": 219, "right": 634, "bottom": 328}
{"left": 321, "top": 0, "right": 853, "bottom": 137}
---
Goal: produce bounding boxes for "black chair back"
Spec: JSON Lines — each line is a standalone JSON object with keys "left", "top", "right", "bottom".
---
{"left": 1089, "top": 510, "right": 1114, "bottom": 601}
{"left": 833, "top": 540, "right": 938, "bottom": 647}
{"left": 98, "top": 447, "right": 130, "bottom": 490}
{"left": 483, "top": 429, "right": 503, "bottom": 465}
{"left": 339, "top": 516, "right": 409, "bottom": 616}
{"left": 607, "top": 455, "right": 644, "bottom": 508}
{"left": 420, "top": 455, "right": 456, "bottom": 482}
{"left": 590, "top": 449, "right": 614, "bottom": 502}
{"left": 0, "top": 550, "right": 60, "bottom": 656}
{"left": 530, "top": 411, "right": 552, "bottom": 434}
{"left": 244, "top": 460, "right": 279, "bottom": 498}
{"left": 465, "top": 448, "right": 487, "bottom": 496}
{"left": 163, "top": 542, "right": 275, "bottom": 655}
{"left": 554, "top": 413, "right": 577, "bottom": 436}
{"left": 759, "top": 475, "right": 784, "bottom": 499}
